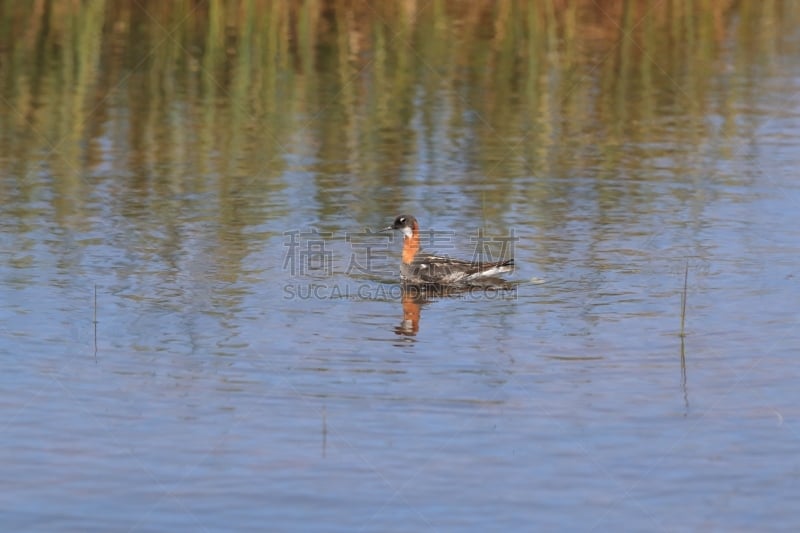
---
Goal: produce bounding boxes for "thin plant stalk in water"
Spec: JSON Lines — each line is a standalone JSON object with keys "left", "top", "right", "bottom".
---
{"left": 680, "top": 260, "right": 688, "bottom": 337}
{"left": 679, "top": 260, "right": 689, "bottom": 413}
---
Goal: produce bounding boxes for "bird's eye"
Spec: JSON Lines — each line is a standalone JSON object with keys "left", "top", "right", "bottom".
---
{"left": 399, "top": 217, "right": 406, "bottom": 223}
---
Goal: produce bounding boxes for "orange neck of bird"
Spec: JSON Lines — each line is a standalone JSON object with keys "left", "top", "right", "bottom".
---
{"left": 401, "top": 223, "right": 420, "bottom": 264}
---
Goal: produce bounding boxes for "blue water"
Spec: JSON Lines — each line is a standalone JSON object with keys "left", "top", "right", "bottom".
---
{"left": 2, "top": 13, "right": 800, "bottom": 533}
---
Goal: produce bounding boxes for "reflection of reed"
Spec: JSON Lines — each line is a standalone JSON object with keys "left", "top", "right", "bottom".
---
{"left": 2, "top": 4, "right": 788, "bottom": 175}
{"left": 680, "top": 334, "right": 689, "bottom": 415}
{"left": 2, "top": 2, "right": 788, "bottom": 180}
{"left": 0, "top": 1, "right": 793, "bottom": 260}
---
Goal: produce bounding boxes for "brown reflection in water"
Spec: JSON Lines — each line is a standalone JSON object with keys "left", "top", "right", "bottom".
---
{"left": 395, "top": 286, "right": 424, "bottom": 336}
{"left": 395, "top": 281, "right": 515, "bottom": 337}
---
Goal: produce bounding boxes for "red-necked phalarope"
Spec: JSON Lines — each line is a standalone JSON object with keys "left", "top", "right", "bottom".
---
{"left": 384, "top": 214, "right": 514, "bottom": 286}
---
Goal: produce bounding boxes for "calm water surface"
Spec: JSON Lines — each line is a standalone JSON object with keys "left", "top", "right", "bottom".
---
{"left": 1, "top": 2, "right": 800, "bottom": 531}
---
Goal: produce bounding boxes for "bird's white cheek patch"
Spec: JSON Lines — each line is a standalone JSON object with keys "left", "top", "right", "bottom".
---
{"left": 401, "top": 227, "right": 413, "bottom": 239}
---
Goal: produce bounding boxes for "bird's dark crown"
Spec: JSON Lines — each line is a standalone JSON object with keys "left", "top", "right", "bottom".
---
{"left": 391, "top": 215, "right": 417, "bottom": 229}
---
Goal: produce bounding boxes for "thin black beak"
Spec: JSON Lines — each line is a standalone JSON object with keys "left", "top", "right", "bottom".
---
{"left": 380, "top": 225, "right": 394, "bottom": 232}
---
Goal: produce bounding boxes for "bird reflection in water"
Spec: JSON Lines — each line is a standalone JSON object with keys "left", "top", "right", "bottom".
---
{"left": 394, "top": 280, "right": 515, "bottom": 337}
{"left": 395, "top": 285, "right": 425, "bottom": 336}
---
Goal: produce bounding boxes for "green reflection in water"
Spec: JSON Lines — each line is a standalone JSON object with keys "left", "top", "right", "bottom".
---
{"left": 0, "top": 0, "right": 796, "bottom": 230}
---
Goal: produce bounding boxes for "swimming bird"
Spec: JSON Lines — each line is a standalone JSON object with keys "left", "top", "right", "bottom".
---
{"left": 384, "top": 215, "right": 514, "bottom": 286}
